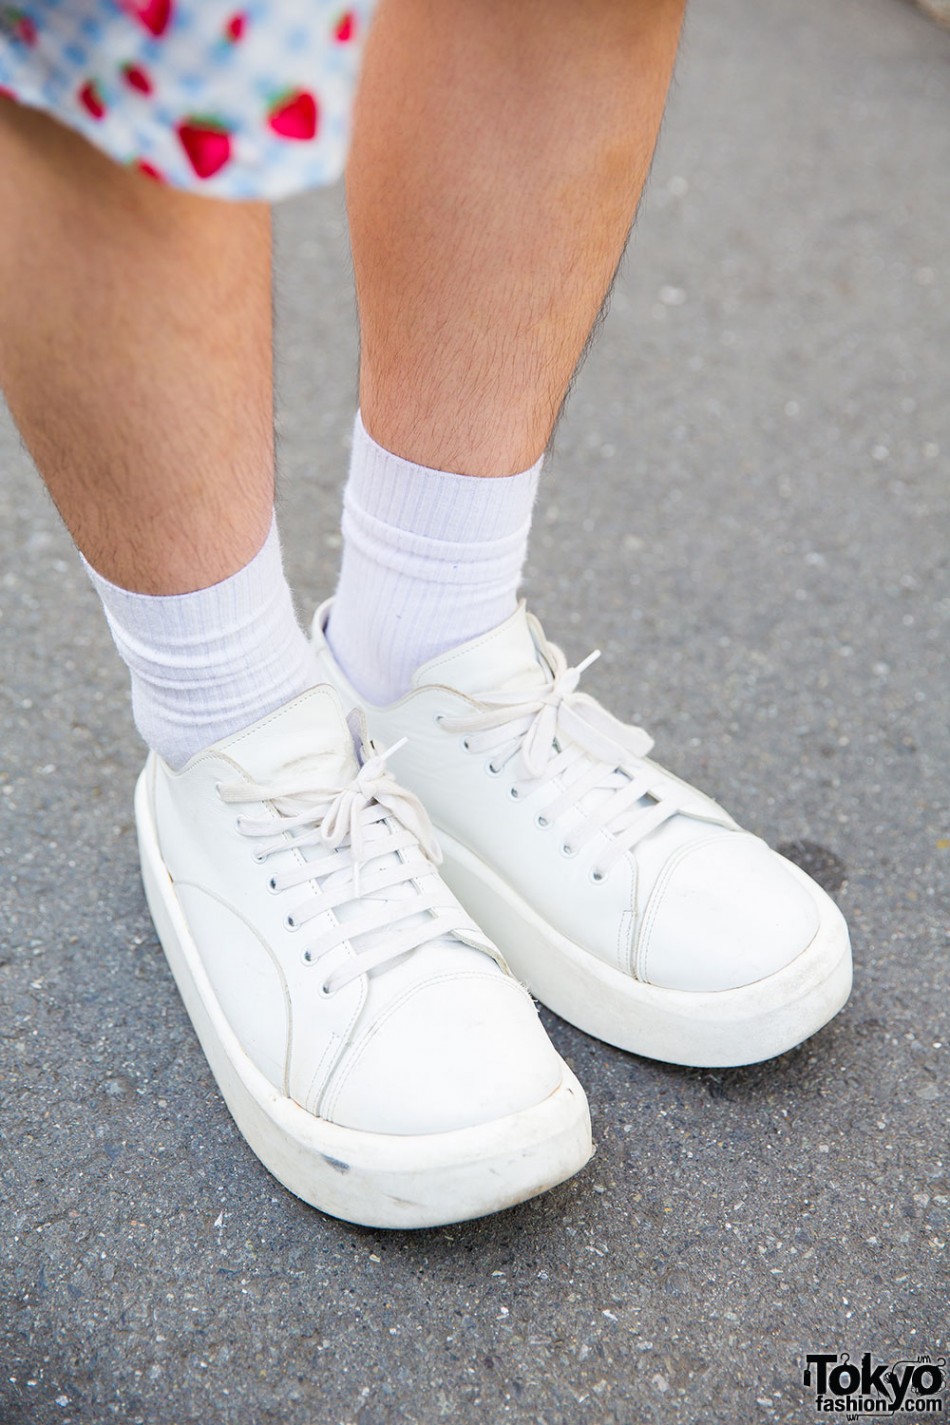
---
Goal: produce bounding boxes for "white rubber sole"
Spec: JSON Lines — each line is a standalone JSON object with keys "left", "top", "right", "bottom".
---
{"left": 134, "top": 770, "right": 593, "bottom": 1230}
{"left": 435, "top": 828, "right": 853, "bottom": 1068}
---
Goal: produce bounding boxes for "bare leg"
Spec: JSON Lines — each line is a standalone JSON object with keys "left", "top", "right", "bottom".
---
{"left": 0, "top": 100, "right": 273, "bottom": 594}
{"left": 348, "top": 0, "right": 686, "bottom": 477}
{"left": 0, "top": 87, "right": 597, "bottom": 1230}
{"left": 319, "top": 0, "right": 853, "bottom": 1083}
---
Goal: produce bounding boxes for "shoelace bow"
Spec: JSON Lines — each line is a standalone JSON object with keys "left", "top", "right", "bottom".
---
{"left": 218, "top": 740, "right": 471, "bottom": 994}
{"left": 439, "top": 643, "right": 683, "bottom": 874}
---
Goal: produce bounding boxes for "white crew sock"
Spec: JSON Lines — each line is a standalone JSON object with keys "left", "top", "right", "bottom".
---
{"left": 326, "top": 413, "right": 541, "bottom": 705}
{"left": 83, "top": 515, "right": 319, "bottom": 770}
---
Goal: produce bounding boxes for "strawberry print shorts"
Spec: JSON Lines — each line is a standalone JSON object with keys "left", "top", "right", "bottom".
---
{"left": 0, "top": 1, "right": 374, "bottom": 199}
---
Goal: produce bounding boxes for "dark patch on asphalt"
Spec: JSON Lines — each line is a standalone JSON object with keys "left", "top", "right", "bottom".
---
{"left": 695, "top": 1070, "right": 731, "bottom": 1099}
{"left": 776, "top": 839, "right": 847, "bottom": 895}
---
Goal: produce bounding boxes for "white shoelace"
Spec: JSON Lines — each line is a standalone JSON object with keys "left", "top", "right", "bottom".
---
{"left": 219, "top": 740, "right": 472, "bottom": 995}
{"left": 439, "top": 644, "right": 683, "bottom": 879}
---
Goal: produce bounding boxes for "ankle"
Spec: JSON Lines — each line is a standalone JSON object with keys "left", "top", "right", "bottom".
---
{"left": 327, "top": 413, "right": 541, "bottom": 705}
{"left": 83, "top": 515, "right": 318, "bottom": 768}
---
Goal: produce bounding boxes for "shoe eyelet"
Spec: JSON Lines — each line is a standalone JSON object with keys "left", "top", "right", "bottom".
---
{"left": 433, "top": 713, "right": 445, "bottom": 727}
{"left": 508, "top": 786, "right": 521, "bottom": 801}
{"left": 285, "top": 913, "right": 298, "bottom": 931}
{"left": 535, "top": 813, "right": 550, "bottom": 830}
{"left": 485, "top": 760, "right": 502, "bottom": 777}
{"left": 319, "top": 982, "right": 334, "bottom": 998}
{"left": 301, "top": 948, "right": 313, "bottom": 964}
{"left": 590, "top": 868, "right": 606, "bottom": 884}
{"left": 267, "top": 876, "right": 279, "bottom": 893}
{"left": 560, "top": 842, "right": 576, "bottom": 858}
{"left": 252, "top": 850, "right": 266, "bottom": 864}
{"left": 460, "top": 737, "right": 472, "bottom": 752}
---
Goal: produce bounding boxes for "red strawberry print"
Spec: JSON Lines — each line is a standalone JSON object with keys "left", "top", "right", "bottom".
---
{"left": 78, "top": 80, "right": 106, "bottom": 120}
{"left": 135, "top": 159, "right": 165, "bottom": 184}
{"left": 9, "top": 10, "right": 37, "bottom": 45}
{"left": 267, "top": 89, "right": 318, "bottom": 142}
{"left": 122, "top": 0, "right": 172, "bottom": 38}
{"left": 334, "top": 11, "right": 356, "bottom": 42}
{"left": 224, "top": 12, "right": 246, "bottom": 42}
{"left": 176, "top": 117, "right": 233, "bottom": 180}
{"left": 121, "top": 62, "right": 153, "bottom": 96}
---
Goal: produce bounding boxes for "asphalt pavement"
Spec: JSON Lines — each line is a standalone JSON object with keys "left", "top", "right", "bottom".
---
{"left": 1, "top": 0, "right": 948, "bottom": 1420}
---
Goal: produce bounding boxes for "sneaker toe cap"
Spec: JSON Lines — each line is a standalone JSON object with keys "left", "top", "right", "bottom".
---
{"left": 638, "top": 834, "right": 821, "bottom": 992}
{"left": 324, "top": 974, "right": 565, "bottom": 1136}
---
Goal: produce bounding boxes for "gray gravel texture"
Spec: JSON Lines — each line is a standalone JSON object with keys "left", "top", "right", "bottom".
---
{"left": 1, "top": 0, "right": 948, "bottom": 1421}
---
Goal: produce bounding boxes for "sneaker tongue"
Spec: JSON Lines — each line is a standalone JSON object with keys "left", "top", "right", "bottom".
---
{"left": 412, "top": 603, "right": 549, "bottom": 697}
{"left": 216, "top": 687, "right": 359, "bottom": 787}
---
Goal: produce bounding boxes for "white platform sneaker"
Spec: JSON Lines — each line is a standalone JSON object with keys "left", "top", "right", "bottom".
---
{"left": 312, "top": 602, "right": 853, "bottom": 1068}
{"left": 134, "top": 685, "right": 592, "bottom": 1229}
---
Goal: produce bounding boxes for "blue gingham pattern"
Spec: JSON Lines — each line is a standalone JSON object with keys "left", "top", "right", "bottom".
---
{"left": 0, "top": 1, "right": 374, "bottom": 198}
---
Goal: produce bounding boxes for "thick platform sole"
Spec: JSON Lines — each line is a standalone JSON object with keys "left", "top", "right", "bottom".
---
{"left": 435, "top": 827, "right": 853, "bottom": 1068}
{"left": 134, "top": 769, "right": 593, "bottom": 1230}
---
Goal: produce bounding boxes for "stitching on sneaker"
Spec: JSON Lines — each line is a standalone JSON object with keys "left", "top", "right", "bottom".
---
{"left": 635, "top": 831, "right": 732, "bottom": 982}
{"left": 319, "top": 971, "right": 529, "bottom": 1121}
